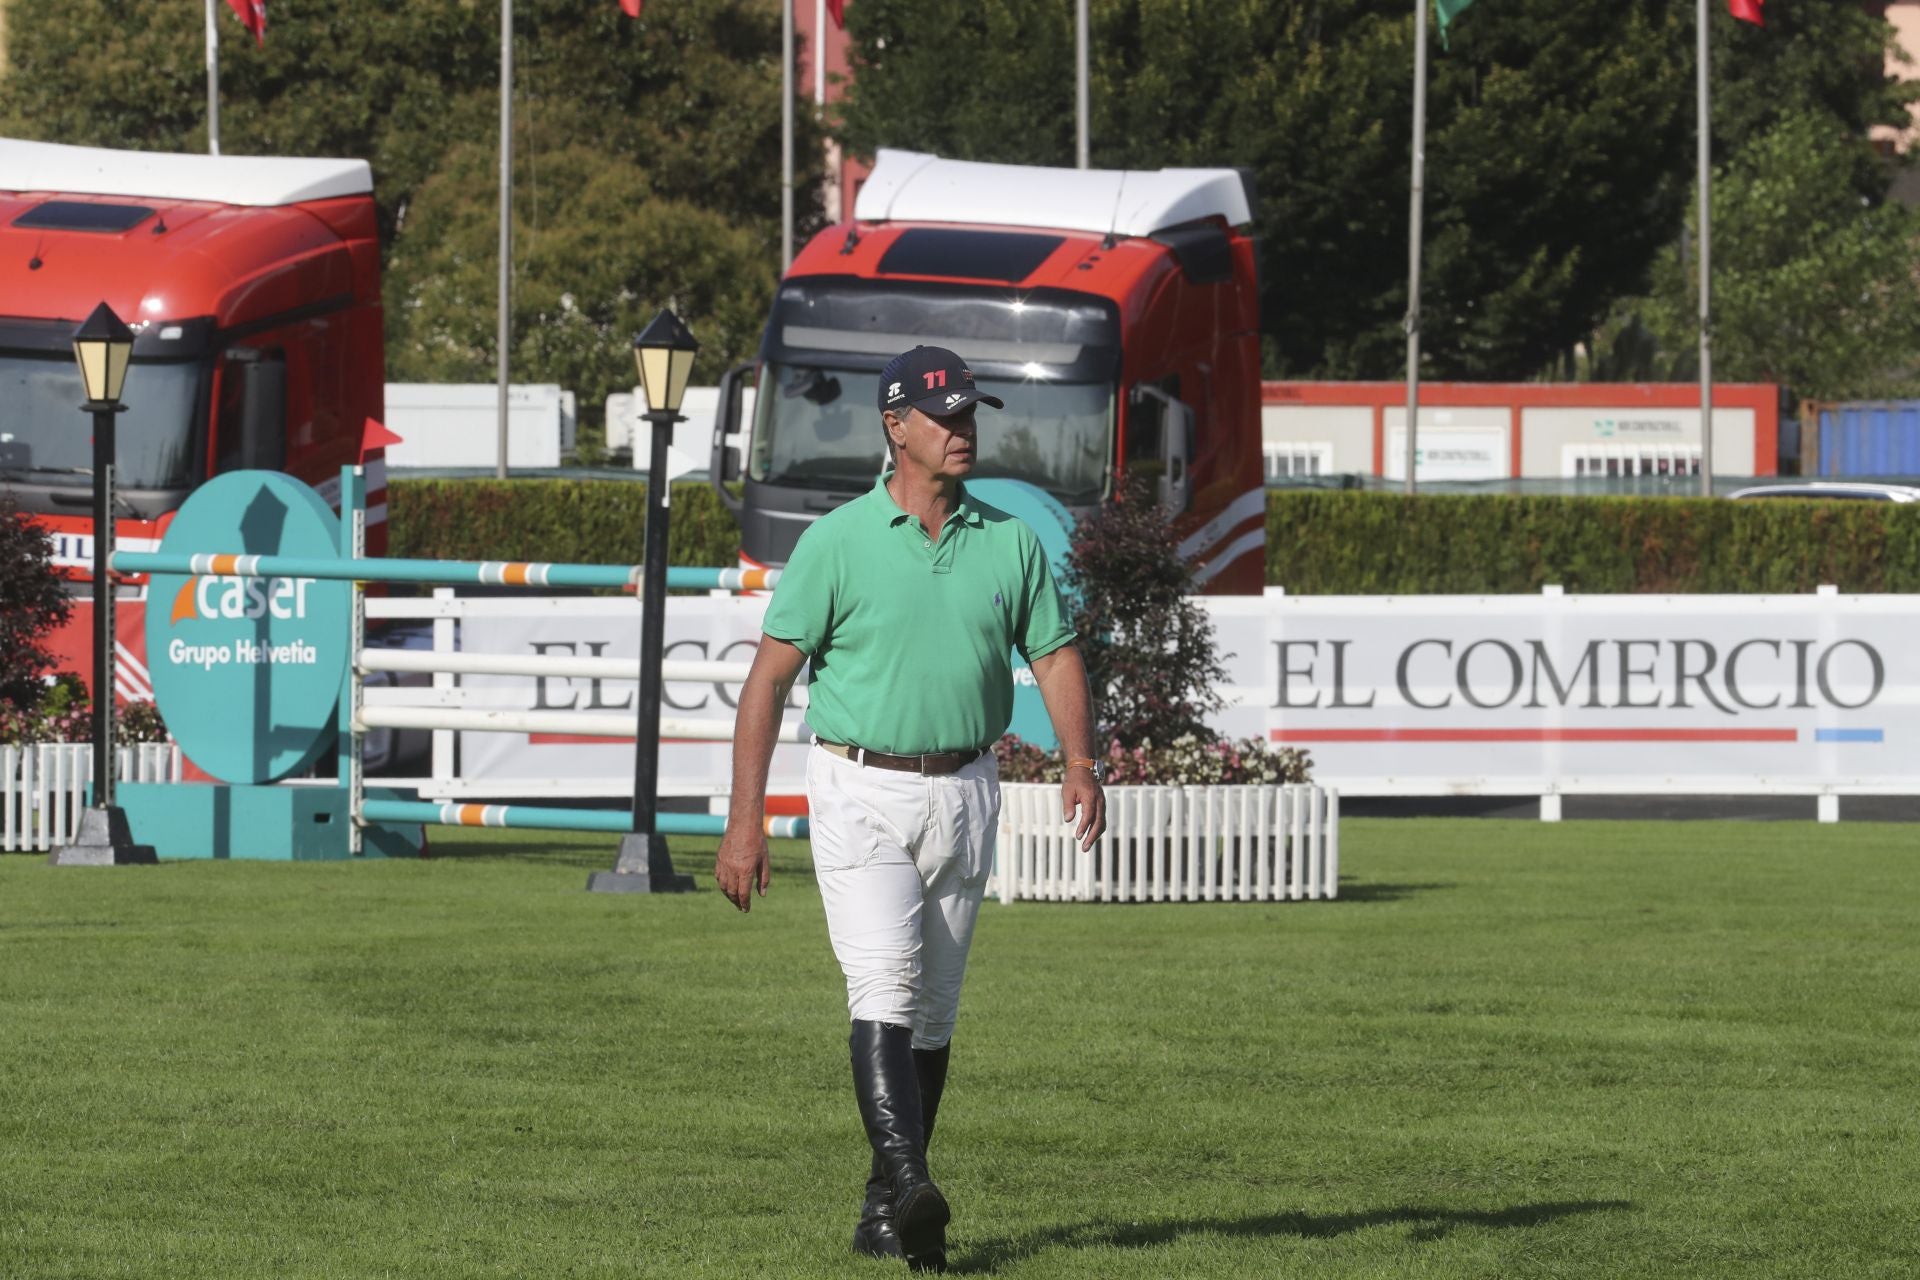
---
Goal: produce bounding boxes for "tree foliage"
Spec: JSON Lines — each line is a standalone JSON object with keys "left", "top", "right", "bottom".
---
{"left": 836, "top": 0, "right": 1914, "bottom": 382}
{"left": 0, "top": 498, "right": 71, "bottom": 718}
{"left": 1608, "top": 112, "right": 1920, "bottom": 400}
{"left": 383, "top": 143, "right": 780, "bottom": 436}
{"left": 0, "top": 0, "right": 819, "bottom": 430}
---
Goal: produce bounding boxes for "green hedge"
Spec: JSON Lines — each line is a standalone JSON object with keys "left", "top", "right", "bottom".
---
{"left": 389, "top": 479, "right": 739, "bottom": 568}
{"left": 388, "top": 480, "right": 1920, "bottom": 593}
{"left": 1266, "top": 491, "right": 1920, "bottom": 594}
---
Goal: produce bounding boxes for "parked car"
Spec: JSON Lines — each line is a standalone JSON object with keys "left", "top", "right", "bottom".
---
{"left": 1725, "top": 482, "right": 1920, "bottom": 503}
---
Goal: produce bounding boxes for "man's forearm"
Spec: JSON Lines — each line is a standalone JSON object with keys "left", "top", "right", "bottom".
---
{"left": 727, "top": 673, "right": 794, "bottom": 826}
{"left": 1031, "top": 645, "right": 1097, "bottom": 760}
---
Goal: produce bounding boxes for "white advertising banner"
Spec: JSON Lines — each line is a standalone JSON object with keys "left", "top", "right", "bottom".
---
{"left": 1223, "top": 590, "right": 1911, "bottom": 794}
{"left": 452, "top": 595, "right": 809, "bottom": 799}
{"left": 378, "top": 588, "right": 1912, "bottom": 801}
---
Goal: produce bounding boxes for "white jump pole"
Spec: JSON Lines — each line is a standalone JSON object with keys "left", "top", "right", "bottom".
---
{"left": 358, "top": 650, "right": 758, "bottom": 685}
{"left": 354, "top": 705, "right": 806, "bottom": 742}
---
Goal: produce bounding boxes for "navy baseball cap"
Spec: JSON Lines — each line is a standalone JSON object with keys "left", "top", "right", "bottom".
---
{"left": 878, "top": 345, "right": 1005, "bottom": 418}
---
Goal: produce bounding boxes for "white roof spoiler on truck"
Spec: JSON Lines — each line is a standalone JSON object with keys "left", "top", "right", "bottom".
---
{"left": 853, "top": 148, "right": 1252, "bottom": 240}
{"left": 0, "top": 137, "right": 372, "bottom": 207}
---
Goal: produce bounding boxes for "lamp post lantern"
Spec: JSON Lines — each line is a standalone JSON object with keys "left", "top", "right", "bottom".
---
{"left": 50, "top": 302, "right": 156, "bottom": 866}
{"left": 588, "top": 308, "right": 700, "bottom": 894}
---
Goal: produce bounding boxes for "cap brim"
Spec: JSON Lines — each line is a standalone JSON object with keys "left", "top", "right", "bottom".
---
{"left": 911, "top": 388, "right": 1004, "bottom": 417}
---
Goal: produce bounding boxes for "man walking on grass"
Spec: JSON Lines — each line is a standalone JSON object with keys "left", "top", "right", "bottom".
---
{"left": 715, "top": 345, "right": 1107, "bottom": 1272}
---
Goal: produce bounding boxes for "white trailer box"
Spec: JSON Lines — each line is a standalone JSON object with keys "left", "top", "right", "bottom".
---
{"left": 609, "top": 384, "right": 756, "bottom": 478}
{"left": 384, "top": 384, "right": 577, "bottom": 469}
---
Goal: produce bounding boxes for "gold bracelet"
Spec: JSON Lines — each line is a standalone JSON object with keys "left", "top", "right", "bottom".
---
{"left": 1066, "top": 758, "right": 1098, "bottom": 772}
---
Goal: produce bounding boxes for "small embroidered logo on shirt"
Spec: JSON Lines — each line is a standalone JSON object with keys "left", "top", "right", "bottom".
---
{"left": 994, "top": 592, "right": 1003, "bottom": 606}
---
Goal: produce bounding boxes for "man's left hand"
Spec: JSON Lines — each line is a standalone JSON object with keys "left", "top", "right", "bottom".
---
{"left": 1062, "top": 769, "right": 1106, "bottom": 851}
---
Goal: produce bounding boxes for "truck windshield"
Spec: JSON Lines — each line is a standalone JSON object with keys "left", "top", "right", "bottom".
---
{"left": 0, "top": 352, "right": 199, "bottom": 489}
{"left": 749, "top": 363, "right": 1113, "bottom": 504}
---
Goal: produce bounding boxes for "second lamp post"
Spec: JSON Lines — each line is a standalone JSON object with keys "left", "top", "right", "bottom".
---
{"left": 589, "top": 308, "right": 700, "bottom": 894}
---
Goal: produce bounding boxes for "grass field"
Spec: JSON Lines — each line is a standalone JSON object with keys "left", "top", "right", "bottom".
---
{"left": 2, "top": 819, "right": 1917, "bottom": 1278}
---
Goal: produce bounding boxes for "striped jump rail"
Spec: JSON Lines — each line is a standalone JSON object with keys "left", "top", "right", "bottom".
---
{"left": 111, "top": 550, "right": 780, "bottom": 594}
{"left": 361, "top": 798, "right": 808, "bottom": 839}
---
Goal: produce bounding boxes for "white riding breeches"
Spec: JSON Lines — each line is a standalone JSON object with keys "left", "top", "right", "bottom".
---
{"left": 805, "top": 743, "right": 1000, "bottom": 1050}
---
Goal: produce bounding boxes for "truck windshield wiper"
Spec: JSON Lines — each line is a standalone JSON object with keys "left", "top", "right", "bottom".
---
{"left": 0, "top": 465, "right": 91, "bottom": 481}
{"left": 9, "top": 469, "right": 145, "bottom": 518}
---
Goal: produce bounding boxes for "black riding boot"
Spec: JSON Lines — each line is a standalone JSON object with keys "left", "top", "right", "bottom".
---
{"left": 905, "top": 1043, "right": 951, "bottom": 1273}
{"left": 849, "top": 1021, "right": 950, "bottom": 1262}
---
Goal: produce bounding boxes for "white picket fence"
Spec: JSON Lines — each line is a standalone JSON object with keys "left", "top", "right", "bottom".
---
{"left": 1, "top": 743, "right": 182, "bottom": 853}
{"left": 991, "top": 783, "right": 1339, "bottom": 904}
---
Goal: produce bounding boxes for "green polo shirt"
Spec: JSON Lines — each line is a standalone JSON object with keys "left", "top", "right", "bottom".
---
{"left": 761, "top": 472, "right": 1076, "bottom": 754}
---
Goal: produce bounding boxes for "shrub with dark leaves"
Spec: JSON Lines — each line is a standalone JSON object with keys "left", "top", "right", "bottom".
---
{"left": 996, "top": 481, "right": 1312, "bottom": 785}
{"left": 0, "top": 498, "right": 70, "bottom": 720}
{"left": 1062, "top": 480, "right": 1226, "bottom": 745}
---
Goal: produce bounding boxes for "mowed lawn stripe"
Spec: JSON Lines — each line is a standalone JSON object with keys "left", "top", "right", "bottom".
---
{"left": 1, "top": 820, "right": 1916, "bottom": 1278}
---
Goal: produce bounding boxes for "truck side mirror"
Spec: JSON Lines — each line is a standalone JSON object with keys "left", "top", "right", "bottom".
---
{"left": 710, "top": 360, "right": 752, "bottom": 513}
{"left": 238, "top": 358, "right": 287, "bottom": 471}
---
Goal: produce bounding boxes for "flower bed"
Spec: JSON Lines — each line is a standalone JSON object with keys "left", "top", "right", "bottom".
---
{"left": 993, "top": 733, "right": 1312, "bottom": 787}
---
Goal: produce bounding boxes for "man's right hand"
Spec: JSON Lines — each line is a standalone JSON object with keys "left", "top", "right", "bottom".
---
{"left": 714, "top": 826, "right": 771, "bottom": 912}
{"left": 716, "top": 635, "right": 805, "bottom": 915}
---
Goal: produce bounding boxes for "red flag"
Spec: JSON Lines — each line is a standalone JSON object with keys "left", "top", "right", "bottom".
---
{"left": 827, "top": 0, "right": 847, "bottom": 28}
{"left": 359, "top": 416, "right": 404, "bottom": 465}
{"left": 224, "top": 0, "right": 267, "bottom": 46}
{"left": 1728, "top": 0, "right": 1763, "bottom": 26}
{"left": 620, "top": 0, "right": 642, "bottom": 15}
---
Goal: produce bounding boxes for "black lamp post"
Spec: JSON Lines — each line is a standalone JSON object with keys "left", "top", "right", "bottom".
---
{"left": 50, "top": 302, "right": 156, "bottom": 867}
{"left": 588, "top": 308, "right": 699, "bottom": 894}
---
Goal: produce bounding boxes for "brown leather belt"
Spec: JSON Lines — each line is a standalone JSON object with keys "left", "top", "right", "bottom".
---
{"left": 818, "top": 739, "right": 987, "bottom": 776}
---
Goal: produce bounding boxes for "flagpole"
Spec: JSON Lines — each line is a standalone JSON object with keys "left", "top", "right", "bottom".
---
{"left": 1076, "top": 0, "right": 1090, "bottom": 168}
{"left": 497, "top": 0, "right": 513, "bottom": 480}
{"left": 205, "top": 0, "right": 221, "bottom": 156}
{"left": 782, "top": 0, "right": 794, "bottom": 269}
{"left": 1697, "top": 0, "right": 1714, "bottom": 497}
{"left": 1404, "top": 0, "right": 1428, "bottom": 497}
{"left": 815, "top": 0, "right": 826, "bottom": 104}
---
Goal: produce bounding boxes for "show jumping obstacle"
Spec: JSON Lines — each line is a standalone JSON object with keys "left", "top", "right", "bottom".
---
{"left": 111, "top": 465, "right": 808, "bottom": 859}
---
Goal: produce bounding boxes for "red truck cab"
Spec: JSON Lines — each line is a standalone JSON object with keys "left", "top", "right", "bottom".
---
{"left": 0, "top": 138, "right": 384, "bottom": 700}
{"left": 712, "top": 149, "right": 1266, "bottom": 593}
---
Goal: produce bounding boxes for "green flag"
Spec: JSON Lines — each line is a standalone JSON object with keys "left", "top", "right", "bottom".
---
{"left": 1434, "top": 0, "right": 1474, "bottom": 49}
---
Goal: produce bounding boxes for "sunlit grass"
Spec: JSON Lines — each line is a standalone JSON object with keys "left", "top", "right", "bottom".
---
{"left": 1, "top": 820, "right": 1915, "bottom": 1278}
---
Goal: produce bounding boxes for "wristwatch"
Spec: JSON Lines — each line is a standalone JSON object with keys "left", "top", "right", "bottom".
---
{"left": 1066, "top": 757, "right": 1104, "bottom": 784}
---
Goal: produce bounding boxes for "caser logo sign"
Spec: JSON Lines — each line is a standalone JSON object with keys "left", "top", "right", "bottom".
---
{"left": 165, "top": 573, "right": 323, "bottom": 670}
{"left": 145, "top": 470, "right": 351, "bottom": 785}
{"left": 171, "top": 574, "right": 316, "bottom": 623}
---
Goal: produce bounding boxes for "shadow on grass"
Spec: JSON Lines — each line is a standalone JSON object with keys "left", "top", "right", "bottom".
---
{"left": 421, "top": 839, "right": 615, "bottom": 871}
{"left": 1335, "top": 880, "right": 1453, "bottom": 903}
{"left": 951, "top": 1199, "right": 1634, "bottom": 1273}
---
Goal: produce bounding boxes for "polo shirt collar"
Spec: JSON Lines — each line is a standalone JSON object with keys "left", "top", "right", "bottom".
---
{"left": 872, "top": 469, "right": 984, "bottom": 528}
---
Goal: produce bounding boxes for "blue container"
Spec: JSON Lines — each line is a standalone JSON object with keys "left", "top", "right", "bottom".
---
{"left": 1818, "top": 402, "right": 1920, "bottom": 475}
